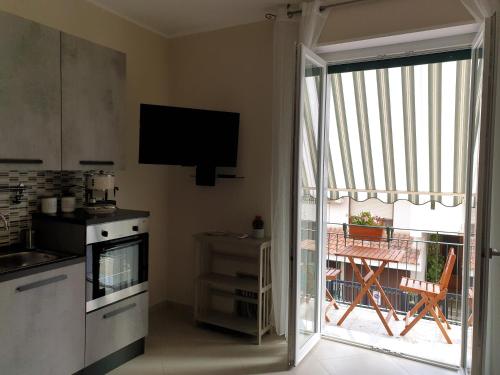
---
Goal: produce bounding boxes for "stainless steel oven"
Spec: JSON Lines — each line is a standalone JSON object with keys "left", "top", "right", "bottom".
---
{"left": 85, "top": 218, "right": 148, "bottom": 312}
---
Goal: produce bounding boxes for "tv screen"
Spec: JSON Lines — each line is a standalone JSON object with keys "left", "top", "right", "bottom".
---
{"left": 139, "top": 104, "right": 239, "bottom": 167}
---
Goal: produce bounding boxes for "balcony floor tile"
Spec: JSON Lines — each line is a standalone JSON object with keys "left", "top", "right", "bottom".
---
{"left": 323, "top": 303, "right": 467, "bottom": 367}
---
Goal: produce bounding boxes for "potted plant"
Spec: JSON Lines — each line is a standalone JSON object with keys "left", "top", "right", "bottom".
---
{"left": 426, "top": 233, "right": 445, "bottom": 283}
{"left": 349, "top": 211, "right": 385, "bottom": 240}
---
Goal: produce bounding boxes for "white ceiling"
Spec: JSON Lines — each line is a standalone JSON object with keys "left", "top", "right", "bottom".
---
{"left": 88, "top": 0, "right": 302, "bottom": 38}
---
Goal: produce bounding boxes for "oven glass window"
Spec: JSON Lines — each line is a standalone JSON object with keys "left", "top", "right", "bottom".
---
{"left": 99, "top": 242, "right": 140, "bottom": 294}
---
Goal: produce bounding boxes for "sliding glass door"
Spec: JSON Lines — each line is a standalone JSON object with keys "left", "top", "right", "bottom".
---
{"left": 290, "top": 45, "right": 328, "bottom": 365}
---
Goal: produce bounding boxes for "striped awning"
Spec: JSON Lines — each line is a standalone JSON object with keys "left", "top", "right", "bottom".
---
{"left": 301, "top": 50, "right": 472, "bottom": 207}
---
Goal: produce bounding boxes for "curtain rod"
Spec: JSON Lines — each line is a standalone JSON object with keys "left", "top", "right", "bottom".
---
{"left": 265, "top": 0, "right": 372, "bottom": 20}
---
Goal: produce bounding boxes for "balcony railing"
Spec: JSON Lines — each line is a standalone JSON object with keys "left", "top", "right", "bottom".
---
{"left": 326, "top": 280, "right": 462, "bottom": 324}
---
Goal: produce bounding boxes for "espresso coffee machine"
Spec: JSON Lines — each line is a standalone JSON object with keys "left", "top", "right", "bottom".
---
{"left": 84, "top": 171, "right": 119, "bottom": 214}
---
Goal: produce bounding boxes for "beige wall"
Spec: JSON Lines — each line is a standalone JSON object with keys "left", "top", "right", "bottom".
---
{"left": 0, "top": 0, "right": 171, "bottom": 306}
{"left": 166, "top": 22, "right": 274, "bottom": 305}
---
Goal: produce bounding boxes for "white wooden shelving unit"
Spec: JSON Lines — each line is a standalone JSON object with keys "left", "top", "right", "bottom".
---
{"left": 193, "top": 233, "right": 272, "bottom": 344}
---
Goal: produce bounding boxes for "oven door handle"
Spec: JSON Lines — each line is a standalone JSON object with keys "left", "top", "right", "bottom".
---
{"left": 103, "top": 240, "right": 143, "bottom": 253}
{"left": 102, "top": 303, "right": 137, "bottom": 319}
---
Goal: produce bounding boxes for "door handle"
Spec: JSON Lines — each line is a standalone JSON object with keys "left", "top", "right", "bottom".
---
{"left": 80, "top": 160, "right": 114, "bottom": 166}
{"left": 16, "top": 274, "right": 67, "bottom": 292}
{"left": 489, "top": 248, "right": 500, "bottom": 259}
{"left": 0, "top": 159, "right": 43, "bottom": 165}
{"left": 103, "top": 303, "right": 137, "bottom": 319}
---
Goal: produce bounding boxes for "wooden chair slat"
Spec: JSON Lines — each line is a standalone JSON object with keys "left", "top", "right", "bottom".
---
{"left": 326, "top": 269, "right": 341, "bottom": 280}
{"left": 325, "top": 268, "right": 341, "bottom": 322}
{"left": 439, "top": 248, "right": 456, "bottom": 289}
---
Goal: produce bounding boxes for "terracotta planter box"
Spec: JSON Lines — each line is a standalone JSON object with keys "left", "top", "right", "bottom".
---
{"left": 349, "top": 225, "right": 384, "bottom": 240}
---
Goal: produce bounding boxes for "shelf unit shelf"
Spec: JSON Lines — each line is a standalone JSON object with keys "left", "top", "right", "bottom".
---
{"left": 196, "top": 310, "right": 258, "bottom": 336}
{"left": 193, "top": 233, "right": 272, "bottom": 344}
{"left": 198, "top": 272, "right": 260, "bottom": 293}
{"left": 209, "top": 288, "right": 258, "bottom": 304}
{"left": 211, "top": 250, "right": 258, "bottom": 263}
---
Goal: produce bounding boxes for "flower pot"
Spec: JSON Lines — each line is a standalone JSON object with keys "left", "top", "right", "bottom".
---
{"left": 349, "top": 226, "right": 384, "bottom": 240}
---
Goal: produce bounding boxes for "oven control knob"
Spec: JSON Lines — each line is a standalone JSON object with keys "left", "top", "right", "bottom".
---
{"left": 101, "top": 230, "right": 109, "bottom": 237}
{"left": 132, "top": 225, "right": 139, "bottom": 232}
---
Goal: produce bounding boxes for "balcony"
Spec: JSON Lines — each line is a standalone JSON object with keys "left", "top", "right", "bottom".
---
{"left": 320, "top": 223, "right": 470, "bottom": 367}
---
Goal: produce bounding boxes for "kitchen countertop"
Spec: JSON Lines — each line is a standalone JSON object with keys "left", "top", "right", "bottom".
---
{"left": 32, "top": 208, "right": 150, "bottom": 225}
{"left": 0, "top": 244, "right": 84, "bottom": 283}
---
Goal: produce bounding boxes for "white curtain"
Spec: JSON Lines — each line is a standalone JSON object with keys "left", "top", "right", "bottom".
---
{"left": 299, "top": 0, "right": 330, "bottom": 47}
{"left": 271, "top": 6, "right": 298, "bottom": 337}
{"left": 271, "top": 0, "right": 330, "bottom": 337}
{"left": 461, "top": 0, "right": 500, "bottom": 20}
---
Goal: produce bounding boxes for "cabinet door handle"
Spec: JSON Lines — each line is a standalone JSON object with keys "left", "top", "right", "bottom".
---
{"left": 103, "top": 303, "right": 137, "bottom": 319}
{"left": 0, "top": 159, "right": 43, "bottom": 165}
{"left": 79, "top": 160, "right": 114, "bottom": 166}
{"left": 16, "top": 274, "right": 67, "bottom": 292}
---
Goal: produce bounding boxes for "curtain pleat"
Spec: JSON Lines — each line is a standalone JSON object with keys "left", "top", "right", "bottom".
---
{"left": 353, "top": 71, "right": 376, "bottom": 199}
{"left": 402, "top": 66, "right": 419, "bottom": 204}
{"left": 428, "top": 63, "right": 442, "bottom": 204}
{"left": 453, "top": 60, "right": 471, "bottom": 205}
{"left": 331, "top": 74, "right": 357, "bottom": 200}
{"left": 376, "top": 69, "right": 397, "bottom": 203}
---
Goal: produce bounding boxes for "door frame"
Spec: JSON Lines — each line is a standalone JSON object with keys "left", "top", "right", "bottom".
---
{"left": 287, "top": 23, "right": 498, "bottom": 371}
{"left": 315, "top": 24, "right": 494, "bottom": 372}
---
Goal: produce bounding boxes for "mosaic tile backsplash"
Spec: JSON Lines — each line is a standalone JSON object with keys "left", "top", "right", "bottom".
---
{"left": 0, "top": 171, "right": 85, "bottom": 246}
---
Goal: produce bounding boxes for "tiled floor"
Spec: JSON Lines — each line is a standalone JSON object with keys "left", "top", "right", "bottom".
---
{"left": 111, "top": 302, "right": 459, "bottom": 375}
{"left": 110, "top": 302, "right": 288, "bottom": 375}
{"left": 285, "top": 340, "right": 460, "bottom": 375}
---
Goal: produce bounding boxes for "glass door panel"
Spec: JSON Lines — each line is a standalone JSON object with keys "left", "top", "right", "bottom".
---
{"left": 292, "top": 44, "right": 328, "bottom": 365}
{"left": 86, "top": 234, "right": 148, "bottom": 310}
{"left": 462, "top": 32, "right": 482, "bottom": 373}
{"left": 462, "top": 14, "right": 498, "bottom": 374}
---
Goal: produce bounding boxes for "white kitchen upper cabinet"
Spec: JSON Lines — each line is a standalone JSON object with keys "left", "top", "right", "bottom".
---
{"left": 0, "top": 11, "right": 61, "bottom": 170}
{"left": 61, "top": 33, "right": 126, "bottom": 171}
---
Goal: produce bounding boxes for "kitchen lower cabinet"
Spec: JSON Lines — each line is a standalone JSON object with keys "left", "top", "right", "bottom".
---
{"left": 85, "top": 291, "right": 149, "bottom": 366}
{"left": 0, "top": 261, "right": 85, "bottom": 375}
{"left": 61, "top": 33, "right": 126, "bottom": 171}
{"left": 0, "top": 11, "right": 61, "bottom": 170}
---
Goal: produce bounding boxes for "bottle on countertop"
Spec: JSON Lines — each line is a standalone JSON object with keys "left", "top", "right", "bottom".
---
{"left": 252, "top": 215, "right": 265, "bottom": 239}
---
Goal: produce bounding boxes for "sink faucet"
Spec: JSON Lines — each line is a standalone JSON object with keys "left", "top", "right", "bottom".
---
{"left": 0, "top": 213, "right": 8, "bottom": 232}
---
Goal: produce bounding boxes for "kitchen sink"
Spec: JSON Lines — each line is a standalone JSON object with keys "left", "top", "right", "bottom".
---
{"left": 0, "top": 251, "right": 61, "bottom": 272}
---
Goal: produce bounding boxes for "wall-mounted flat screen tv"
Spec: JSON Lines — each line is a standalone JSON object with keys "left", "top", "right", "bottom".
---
{"left": 139, "top": 104, "right": 239, "bottom": 167}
